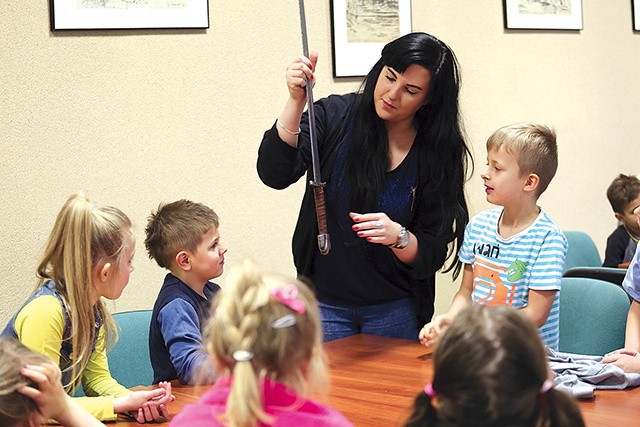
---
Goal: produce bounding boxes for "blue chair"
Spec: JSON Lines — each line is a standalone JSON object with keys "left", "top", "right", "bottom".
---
{"left": 563, "top": 266, "right": 627, "bottom": 287}
{"left": 562, "top": 230, "right": 602, "bottom": 273}
{"left": 108, "top": 310, "right": 153, "bottom": 388}
{"left": 562, "top": 230, "right": 628, "bottom": 292}
{"left": 559, "top": 277, "right": 630, "bottom": 356}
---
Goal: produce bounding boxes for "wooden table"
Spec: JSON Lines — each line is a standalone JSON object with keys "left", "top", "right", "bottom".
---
{"left": 323, "top": 335, "right": 640, "bottom": 426}
{"left": 115, "top": 334, "right": 640, "bottom": 426}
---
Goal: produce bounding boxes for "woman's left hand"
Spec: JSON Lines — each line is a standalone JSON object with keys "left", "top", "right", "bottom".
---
{"left": 350, "top": 212, "right": 401, "bottom": 246}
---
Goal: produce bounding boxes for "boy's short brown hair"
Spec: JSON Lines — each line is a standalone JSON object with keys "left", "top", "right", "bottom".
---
{"left": 606, "top": 174, "right": 640, "bottom": 214}
{"left": 145, "top": 200, "right": 219, "bottom": 269}
{"left": 487, "top": 123, "right": 558, "bottom": 197}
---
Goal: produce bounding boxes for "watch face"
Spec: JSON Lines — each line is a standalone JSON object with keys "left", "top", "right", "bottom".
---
{"left": 400, "top": 229, "right": 410, "bottom": 247}
{"left": 395, "top": 227, "right": 409, "bottom": 249}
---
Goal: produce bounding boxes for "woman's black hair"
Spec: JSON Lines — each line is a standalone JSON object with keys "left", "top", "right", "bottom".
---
{"left": 345, "top": 32, "right": 473, "bottom": 277}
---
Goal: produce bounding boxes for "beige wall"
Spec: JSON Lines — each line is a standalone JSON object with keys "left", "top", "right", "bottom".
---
{"left": 1, "top": 1, "right": 639, "bottom": 326}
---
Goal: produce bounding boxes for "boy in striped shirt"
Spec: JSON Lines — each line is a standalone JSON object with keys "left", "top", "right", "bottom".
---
{"left": 419, "top": 123, "right": 567, "bottom": 350}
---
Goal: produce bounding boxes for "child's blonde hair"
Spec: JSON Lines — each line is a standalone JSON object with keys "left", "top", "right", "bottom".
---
{"left": 36, "top": 192, "right": 133, "bottom": 392}
{"left": 0, "top": 338, "right": 55, "bottom": 427}
{"left": 487, "top": 123, "right": 558, "bottom": 197}
{"left": 205, "top": 259, "right": 328, "bottom": 427}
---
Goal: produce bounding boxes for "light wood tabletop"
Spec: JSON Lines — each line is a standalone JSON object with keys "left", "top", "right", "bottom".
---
{"left": 115, "top": 334, "right": 640, "bottom": 426}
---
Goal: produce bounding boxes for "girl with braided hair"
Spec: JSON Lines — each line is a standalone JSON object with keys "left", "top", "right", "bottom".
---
{"left": 170, "top": 259, "right": 352, "bottom": 427}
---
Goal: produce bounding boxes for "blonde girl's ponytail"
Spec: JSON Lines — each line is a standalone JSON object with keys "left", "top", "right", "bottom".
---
{"left": 226, "top": 349, "right": 263, "bottom": 427}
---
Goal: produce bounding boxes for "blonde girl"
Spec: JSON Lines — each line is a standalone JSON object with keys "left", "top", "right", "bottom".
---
{"left": 170, "top": 259, "right": 352, "bottom": 427}
{"left": 0, "top": 337, "right": 105, "bottom": 427}
{"left": 1, "top": 193, "right": 172, "bottom": 423}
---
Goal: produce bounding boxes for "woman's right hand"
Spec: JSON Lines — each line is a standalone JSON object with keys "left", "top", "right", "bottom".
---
{"left": 285, "top": 51, "right": 318, "bottom": 102}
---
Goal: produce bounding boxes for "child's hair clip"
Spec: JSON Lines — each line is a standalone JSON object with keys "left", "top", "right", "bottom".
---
{"left": 233, "top": 350, "right": 253, "bottom": 362}
{"left": 271, "top": 314, "right": 297, "bottom": 329}
{"left": 539, "top": 379, "right": 554, "bottom": 393}
{"left": 424, "top": 382, "right": 441, "bottom": 408}
{"left": 270, "top": 284, "right": 306, "bottom": 314}
{"left": 424, "top": 383, "right": 436, "bottom": 398}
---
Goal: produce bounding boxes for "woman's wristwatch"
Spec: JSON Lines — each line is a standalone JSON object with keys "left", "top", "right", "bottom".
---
{"left": 390, "top": 226, "right": 410, "bottom": 249}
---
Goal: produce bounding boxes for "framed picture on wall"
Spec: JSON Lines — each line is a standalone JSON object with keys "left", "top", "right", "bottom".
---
{"left": 503, "top": 0, "right": 583, "bottom": 30}
{"left": 50, "top": 0, "right": 209, "bottom": 30}
{"left": 634, "top": 0, "right": 640, "bottom": 31}
{"left": 330, "top": 0, "right": 412, "bottom": 78}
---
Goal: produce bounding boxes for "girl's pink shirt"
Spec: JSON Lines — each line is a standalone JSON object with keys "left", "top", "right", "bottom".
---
{"left": 169, "top": 375, "right": 353, "bottom": 427}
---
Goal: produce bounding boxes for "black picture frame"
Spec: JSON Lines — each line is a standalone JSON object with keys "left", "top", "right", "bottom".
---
{"left": 503, "top": 0, "right": 583, "bottom": 30}
{"left": 330, "top": 0, "right": 412, "bottom": 78}
{"left": 50, "top": 0, "right": 209, "bottom": 31}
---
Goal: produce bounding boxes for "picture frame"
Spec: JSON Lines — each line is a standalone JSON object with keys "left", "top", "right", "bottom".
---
{"left": 634, "top": 0, "right": 640, "bottom": 31}
{"left": 330, "top": 0, "right": 412, "bottom": 78}
{"left": 503, "top": 0, "right": 582, "bottom": 30}
{"left": 50, "top": 0, "right": 209, "bottom": 31}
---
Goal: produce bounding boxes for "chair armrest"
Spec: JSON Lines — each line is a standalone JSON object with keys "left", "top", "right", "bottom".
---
{"left": 562, "top": 266, "right": 627, "bottom": 286}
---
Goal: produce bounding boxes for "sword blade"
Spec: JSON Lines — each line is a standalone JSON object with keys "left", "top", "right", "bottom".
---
{"left": 298, "top": 0, "right": 322, "bottom": 184}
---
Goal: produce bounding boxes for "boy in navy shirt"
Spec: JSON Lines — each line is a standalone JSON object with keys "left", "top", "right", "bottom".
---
{"left": 604, "top": 174, "right": 640, "bottom": 268}
{"left": 146, "top": 200, "right": 226, "bottom": 384}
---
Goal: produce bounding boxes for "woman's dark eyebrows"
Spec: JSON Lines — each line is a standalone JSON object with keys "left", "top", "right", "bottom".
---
{"left": 388, "top": 67, "right": 423, "bottom": 91}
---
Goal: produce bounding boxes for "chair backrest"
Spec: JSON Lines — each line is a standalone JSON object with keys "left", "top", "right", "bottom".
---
{"left": 108, "top": 310, "right": 153, "bottom": 388}
{"left": 562, "top": 231, "right": 602, "bottom": 273}
{"left": 559, "top": 277, "right": 630, "bottom": 355}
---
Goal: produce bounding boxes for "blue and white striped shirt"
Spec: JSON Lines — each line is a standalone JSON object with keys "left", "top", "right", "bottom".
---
{"left": 458, "top": 207, "right": 567, "bottom": 349}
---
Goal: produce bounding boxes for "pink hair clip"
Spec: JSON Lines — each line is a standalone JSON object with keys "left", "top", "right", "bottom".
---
{"left": 424, "top": 383, "right": 436, "bottom": 398}
{"left": 539, "top": 379, "right": 554, "bottom": 393}
{"left": 270, "top": 284, "right": 306, "bottom": 314}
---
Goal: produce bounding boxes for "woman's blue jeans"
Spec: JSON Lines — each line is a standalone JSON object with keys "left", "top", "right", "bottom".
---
{"left": 318, "top": 297, "right": 418, "bottom": 342}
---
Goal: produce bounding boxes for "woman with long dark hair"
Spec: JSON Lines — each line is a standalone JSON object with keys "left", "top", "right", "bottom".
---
{"left": 257, "top": 32, "right": 472, "bottom": 341}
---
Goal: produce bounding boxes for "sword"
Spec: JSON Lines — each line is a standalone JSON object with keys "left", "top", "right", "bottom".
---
{"left": 298, "top": 0, "right": 330, "bottom": 255}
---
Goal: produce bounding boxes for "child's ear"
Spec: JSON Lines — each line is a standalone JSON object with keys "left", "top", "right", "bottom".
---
{"left": 614, "top": 212, "right": 624, "bottom": 222}
{"left": 97, "top": 262, "right": 112, "bottom": 283}
{"left": 523, "top": 173, "right": 540, "bottom": 193}
{"left": 175, "top": 251, "right": 191, "bottom": 271}
{"left": 27, "top": 412, "right": 45, "bottom": 427}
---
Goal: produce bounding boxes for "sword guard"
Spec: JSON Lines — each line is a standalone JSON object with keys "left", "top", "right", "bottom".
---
{"left": 309, "top": 180, "right": 326, "bottom": 188}
{"left": 318, "top": 234, "right": 331, "bottom": 255}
